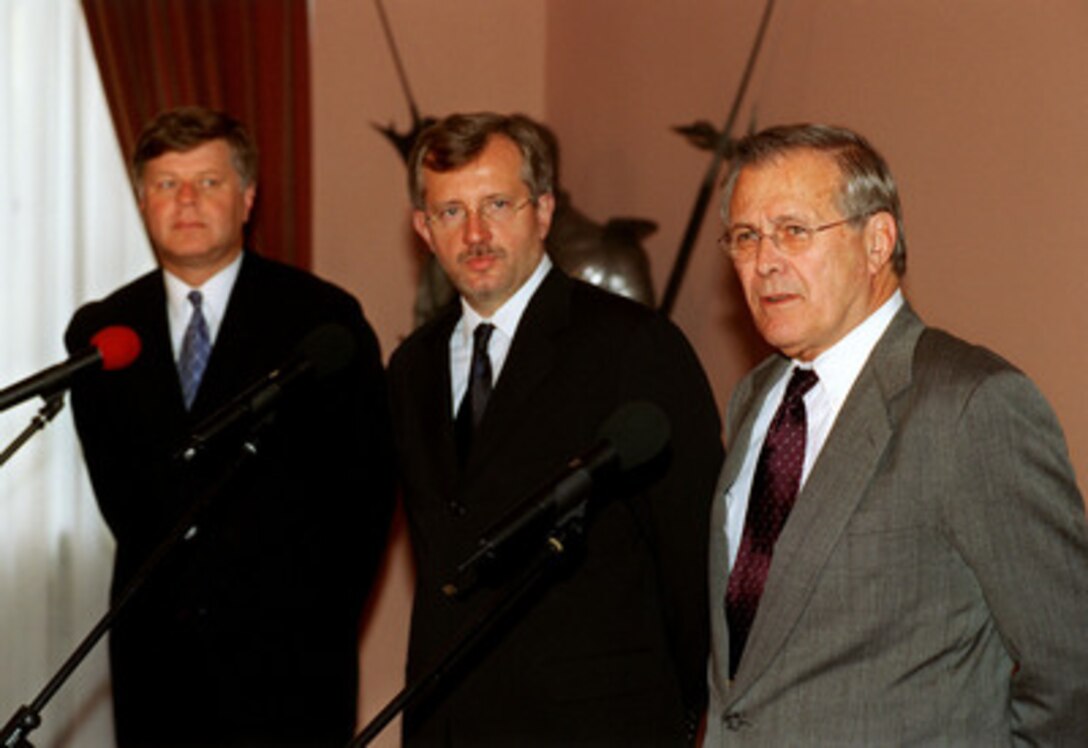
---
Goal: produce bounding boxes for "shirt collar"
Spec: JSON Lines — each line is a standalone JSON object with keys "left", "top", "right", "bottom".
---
{"left": 802, "top": 289, "right": 904, "bottom": 408}
{"left": 163, "top": 251, "right": 244, "bottom": 340}
{"left": 458, "top": 253, "right": 552, "bottom": 340}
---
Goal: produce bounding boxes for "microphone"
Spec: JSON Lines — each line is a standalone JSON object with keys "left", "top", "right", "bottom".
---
{"left": 444, "top": 401, "right": 671, "bottom": 597}
{"left": 0, "top": 326, "right": 141, "bottom": 413}
{"left": 177, "top": 323, "right": 356, "bottom": 460}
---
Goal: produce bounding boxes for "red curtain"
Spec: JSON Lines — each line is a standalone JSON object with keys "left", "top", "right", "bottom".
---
{"left": 81, "top": 0, "right": 311, "bottom": 269}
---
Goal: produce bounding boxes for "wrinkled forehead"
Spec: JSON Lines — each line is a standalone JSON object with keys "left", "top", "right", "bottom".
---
{"left": 727, "top": 150, "right": 845, "bottom": 223}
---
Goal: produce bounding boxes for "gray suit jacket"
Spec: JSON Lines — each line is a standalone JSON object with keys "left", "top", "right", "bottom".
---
{"left": 706, "top": 304, "right": 1088, "bottom": 746}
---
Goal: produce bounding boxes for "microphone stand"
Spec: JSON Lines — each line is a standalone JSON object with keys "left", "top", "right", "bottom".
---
{"left": 0, "top": 418, "right": 272, "bottom": 748}
{"left": 0, "top": 394, "right": 65, "bottom": 470}
{"left": 347, "top": 502, "right": 591, "bottom": 747}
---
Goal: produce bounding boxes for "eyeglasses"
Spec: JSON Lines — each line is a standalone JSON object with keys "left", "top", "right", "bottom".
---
{"left": 425, "top": 196, "right": 535, "bottom": 232}
{"left": 719, "top": 214, "right": 868, "bottom": 261}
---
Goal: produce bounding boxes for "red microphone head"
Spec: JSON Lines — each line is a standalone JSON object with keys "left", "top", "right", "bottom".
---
{"left": 90, "top": 326, "right": 142, "bottom": 371}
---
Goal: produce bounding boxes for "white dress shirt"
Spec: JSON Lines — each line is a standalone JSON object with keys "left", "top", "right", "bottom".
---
{"left": 449, "top": 255, "right": 553, "bottom": 415}
{"left": 163, "top": 252, "right": 243, "bottom": 363}
{"left": 725, "top": 290, "right": 905, "bottom": 568}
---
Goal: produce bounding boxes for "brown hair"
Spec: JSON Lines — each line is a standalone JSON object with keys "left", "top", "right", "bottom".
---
{"left": 132, "top": 106, "right": 258, "bottom": 191}
{"left": 408, "top": 112, "right": 555, "bottom": 209}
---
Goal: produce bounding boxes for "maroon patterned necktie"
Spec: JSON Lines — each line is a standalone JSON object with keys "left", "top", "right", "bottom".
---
{"left": 726, "top": 366, "right": 819, "bottom": 678}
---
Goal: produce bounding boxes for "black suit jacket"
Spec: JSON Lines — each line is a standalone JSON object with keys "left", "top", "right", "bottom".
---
{"left": 65, "top": 252, "right": 395, "bottom": 748}
{"left": 389, "top": 269, "right": 724, "bottom": 746}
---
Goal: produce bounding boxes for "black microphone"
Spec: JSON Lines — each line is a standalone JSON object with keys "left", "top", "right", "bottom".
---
{"left": 444, "top": 401, "right": 671, "bottom": 597}
{"left": 0, "top": 326, "right": 142, "bottom": 413}
{"left": 176, "top": 323, "right": 356, "bottom": 460}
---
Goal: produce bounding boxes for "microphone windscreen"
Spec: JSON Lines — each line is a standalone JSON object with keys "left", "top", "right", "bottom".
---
{"left": 297, "top": 323, "right": 357, "bottom": 379}
{"left": 598, "top": 401, "right": 671, "bottom": 472}
{"left": 90, "top": 326, "right": 142, "bottom": 370}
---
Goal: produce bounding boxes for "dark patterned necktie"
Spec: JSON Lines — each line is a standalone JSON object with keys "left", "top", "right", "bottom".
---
{"left": 177, "top": 290, "right": 211, "bottom": 410}
{"left": 455, "top": 323, "right": 495, "bottom": 463}
{"left": 726, "top": 366, "right": 819, "bottom": 677}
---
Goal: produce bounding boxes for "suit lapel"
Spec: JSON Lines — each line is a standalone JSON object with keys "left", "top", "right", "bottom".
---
{"left": 424, "top": 308, "right": 462, "bottom": 485}
{"left": 728, "top": 305, "right": 925, "bottom": 700}
{"left": 716, "top": 357, "right": 790, "bottom": 503}
{"left": 186, "top": 254, "right": 262, "bottom": 416}
{"left": 130, "top": 272, "right": 191, "bottom": 428}
{"left": 187, "top": 253, "right": 299, "bottom": 419}
{"left": 462, "top": 269, "right": 567, "bottom": 476}
{"left": 709, "top": 356, "right": 788, "bottom": 693}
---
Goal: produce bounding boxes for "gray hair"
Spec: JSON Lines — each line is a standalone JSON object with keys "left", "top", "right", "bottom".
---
{"left": 720, "top": 123, "right": 906, "bottom": 275}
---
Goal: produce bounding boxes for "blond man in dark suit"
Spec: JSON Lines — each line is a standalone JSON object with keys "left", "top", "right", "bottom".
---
{"left": 66, "top": 106, "right": 394, "bottom": 747}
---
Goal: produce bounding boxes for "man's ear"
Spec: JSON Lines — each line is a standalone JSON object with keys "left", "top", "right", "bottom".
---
{"left": 534, "top": 192, "right": 556, "bottom": 240}
{"left": 242, "top": 184, "right": 257, "bottom": 222}
{"left": 865, "top": 211, "right": 896, "bottom": 274}
{"left": 412, "top": 210, "right": 436, "bottom": 252}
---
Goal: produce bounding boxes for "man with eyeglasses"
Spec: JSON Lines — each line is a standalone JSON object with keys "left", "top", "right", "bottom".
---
{"left": 388, "top": 112, "right": 723, "bottom": 746}
{"left": 705, "top": 123, "right": 1088, "bottom": 745}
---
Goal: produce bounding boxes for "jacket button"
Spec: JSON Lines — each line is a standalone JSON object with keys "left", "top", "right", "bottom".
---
{"left": 722, "top": 712, "right": 749, "bottom": 731}
{"left": 447, "top": 500, "right": 466, "bottom": 516}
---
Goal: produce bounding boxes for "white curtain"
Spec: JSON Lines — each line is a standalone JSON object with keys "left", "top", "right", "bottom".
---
{"left": 0, "top": 1, "right": 153, "bottom": 745}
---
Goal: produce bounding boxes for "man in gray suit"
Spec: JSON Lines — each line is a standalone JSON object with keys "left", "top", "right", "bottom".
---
{"left": 706, "top": 123, "right": 1088, "bottom": 745}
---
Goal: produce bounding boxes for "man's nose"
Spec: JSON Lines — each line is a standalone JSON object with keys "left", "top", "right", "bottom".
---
{"left": 176, "top": 181, "right": 198, "bottom": 204}
{"left": 461, "top": 207, "right": 491, "bottom": 243}
{"left": 754, "top": 232, "right": 785, "bottom": 274}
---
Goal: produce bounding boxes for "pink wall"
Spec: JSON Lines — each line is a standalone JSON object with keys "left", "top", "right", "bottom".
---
{"left": 543, "top": 0, "right": 1088, "bottom": 472}
{"left": 313, "top": 2, "right": 1088, "bottom": 743}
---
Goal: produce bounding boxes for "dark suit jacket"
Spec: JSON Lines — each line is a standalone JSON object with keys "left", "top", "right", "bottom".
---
{"left": 65, "top": 252, "right": 395, "bottom": 748}
{"left": 389, "top": 268, "right": 724, "bottom": 747}
{"left": 706, "top": 304, "right": 1088, "bottom": 746}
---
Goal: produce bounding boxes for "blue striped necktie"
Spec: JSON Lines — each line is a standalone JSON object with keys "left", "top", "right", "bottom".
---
{"left": 178, "top": 290, "right": 211, "bottom": 410}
